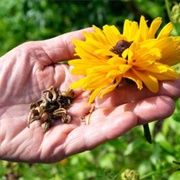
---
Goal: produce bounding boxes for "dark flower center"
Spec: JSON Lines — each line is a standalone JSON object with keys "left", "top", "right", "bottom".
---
{"left": 111, "top": 40, "right": 134, "bottom": 86}
{"left": 111, "top": 40, "right": 132, "bottom": 57}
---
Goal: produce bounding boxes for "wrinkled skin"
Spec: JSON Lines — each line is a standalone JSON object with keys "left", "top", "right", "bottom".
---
{"left": 0, "top": 28, "right": 180, "bottom": 163}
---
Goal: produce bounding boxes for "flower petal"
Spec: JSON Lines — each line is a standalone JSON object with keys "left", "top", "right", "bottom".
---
{"left": 68, "top": 16, "right": 180, "bottom": 104}
{"left": 148, "top": 17, "right": 162, "bottom": 38}
{"left": 157, "top": 22, "right": 173, "bottom": 39}
{"left": 88, "top": 88, "right": 101, "bottom": 105}
{"left": 132, "top": 70, "right": 159, "bottom": 93}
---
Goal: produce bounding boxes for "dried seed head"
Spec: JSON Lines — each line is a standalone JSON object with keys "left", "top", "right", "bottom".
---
{"left": 43, "top": 86, "right": 58, "bottom": 102}
{"left": 41, "top": 120, "right": 52, "bottom": 132}
{"left": 40, "top": 112, "right": 49, "bottom": 122}
{"left": 53, "top": 108, "right": 66, "bottom": 117}
{"left": 28, "top": 86, "right": 74, "bottom": 131}
{"left": 28, "top": 106, "right": 45, "bottom": 127}
{"left": 61, "top": 114, "right": 72, "bottom": 123}
{"left": 61, "top": 89, "right": 74, "bottom": 99}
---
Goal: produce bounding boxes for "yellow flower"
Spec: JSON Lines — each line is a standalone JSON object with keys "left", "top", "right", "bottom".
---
{"left": 68, "top": 16, "right": 180, "bottom": 105}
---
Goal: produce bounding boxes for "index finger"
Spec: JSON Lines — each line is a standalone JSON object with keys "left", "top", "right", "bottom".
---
{"left": 40, "top": 27, "right": 93, "bottom": 63}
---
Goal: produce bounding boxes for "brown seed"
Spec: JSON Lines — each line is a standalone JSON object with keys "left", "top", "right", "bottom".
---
{"left": 61, "top": 114, "right": 72, "bottom": 123}
{"left": 28, "top": 86, "right": 74, "bottom": 131}
{"left": 41, "top": 120, "right": 52, "bottom": 132}
{"left": 40, "top": 112, "right": 49, "bottom": 122}
{"left": 61, "top": 89, "right": 74, "bottom": 99}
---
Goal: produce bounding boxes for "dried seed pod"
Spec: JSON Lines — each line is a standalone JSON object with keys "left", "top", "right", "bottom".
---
{"left": 61, "top": 89, "right": 74, "bottom": 99}
{"left": 43, "top": 86, "right": 58, "bottom": 102}
{"left": 53, "top": 108, "right": 66, "bottom": 117}
{"left": 41, "top": 120, "right": 53, "bottom": 132}
{"left": 57, "top": 95, "right": 72, "bottom": 109}
{"left": 28, "top": 106, "right": 45, "bottom": 127}
{"left": 40, "top": 95, "right": 49, "bottom": 108}
{"left": 28, "top": 86, "right": 74, "bottom": 131}
{"left": 30, "top": 100, "right": 42, "bottom": 109}
{"left": 40, "top": 112, "right": 49, "bottom": 123}
{"left": 61, "top": 114, "right": 72, "bottom": 123}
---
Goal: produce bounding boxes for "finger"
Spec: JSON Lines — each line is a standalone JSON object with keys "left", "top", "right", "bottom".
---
{"left": 64, "top": 111, "right": 137, "bottom": 157}
{"left": 160, "top": 78, "right": 180, "bottom": 99}
{"left": 40, "top": 27, "right": 93, "bottom": 63}
{"left": 97, "top": 95, "right": 174, "bottom": 125}
{"left": 133, "top": 96, "right": 175, "bottom": 125}
{"left": 96, "top": 79, "right": 180, "bottom": 107}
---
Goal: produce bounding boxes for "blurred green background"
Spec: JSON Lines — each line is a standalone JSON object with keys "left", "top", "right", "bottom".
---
{"left": 1, "top": 0, "right": 180, "bottom": 179}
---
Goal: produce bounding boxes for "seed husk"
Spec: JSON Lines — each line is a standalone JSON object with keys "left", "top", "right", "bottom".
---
{"left": 28, "top": 86, "right": 74, "bottom": 131}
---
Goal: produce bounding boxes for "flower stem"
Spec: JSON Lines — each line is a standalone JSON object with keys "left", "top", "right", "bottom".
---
{"left": 165, "top": 0, "right": 171, "bottom": 22}
{"left": 143, "top": 123, "right": 152, "bottom": 144}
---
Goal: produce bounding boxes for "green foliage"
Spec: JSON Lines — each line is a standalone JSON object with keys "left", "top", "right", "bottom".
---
{"left": 0, "top": 0, "right": 169, "bottom": 56}
{"left": 1, "top": 0, "right": 180, "bottom": 179}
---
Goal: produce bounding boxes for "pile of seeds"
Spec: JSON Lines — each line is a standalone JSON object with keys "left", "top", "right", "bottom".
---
{"left": 28, "top": 86, "right": 74, "bottom": 131}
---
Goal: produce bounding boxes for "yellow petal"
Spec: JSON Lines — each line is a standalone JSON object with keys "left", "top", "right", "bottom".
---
{"left": 123, "top": 70, "right": 143, "bottom": 90}
{"left": 94, "top": 49, "right": 114, "bottom": 57}
{"left": 133, "top": 70, "right": 159, "bottom": 93}
{"left": 123, "top": 19, "right": 139, "bottom": 41}
{"left": 84, "top": 75, "right": 109, "bottom": 90}
{"left": 100, "top": 82, "right": 121, "bottom": 98}
{"left": 119, "top": 64, "right": 132, "bottom": 73}
{"left": 68, "top": 17, "right": 180, "bottom": 105}
{"left": 107, "top": 56, "right": 127, "bottom": 65}
{"left": 157, "top": 22, "right": 173, "bottom": 39}
{"left": 106, "top": 70, "right": 121, "bottom": 79}
{"left": 148, "top": 17, "right": 162, "bottom": 38}
{"left": 88, "top": 88, "right": 101, "bottom": 105}
{"left": 154, "top": 68, "right": 179, "bottom": 80}
{"left": 103, "top": 25, "right": 120, "bottom": 45}
{"left": 139, "top": 16, "right": 148, "bottom": 40}
{"left": 70, "top": 78, "right": 86, "bottom": 89}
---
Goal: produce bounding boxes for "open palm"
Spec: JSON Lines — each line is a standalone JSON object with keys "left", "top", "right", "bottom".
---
{"left": 0, "top": 28, "right": 179, "bottom": 163}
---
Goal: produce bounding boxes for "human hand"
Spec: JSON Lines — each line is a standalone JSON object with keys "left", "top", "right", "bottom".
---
{"left": 0, "top": 28, "right": 180, "bottom": 163}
